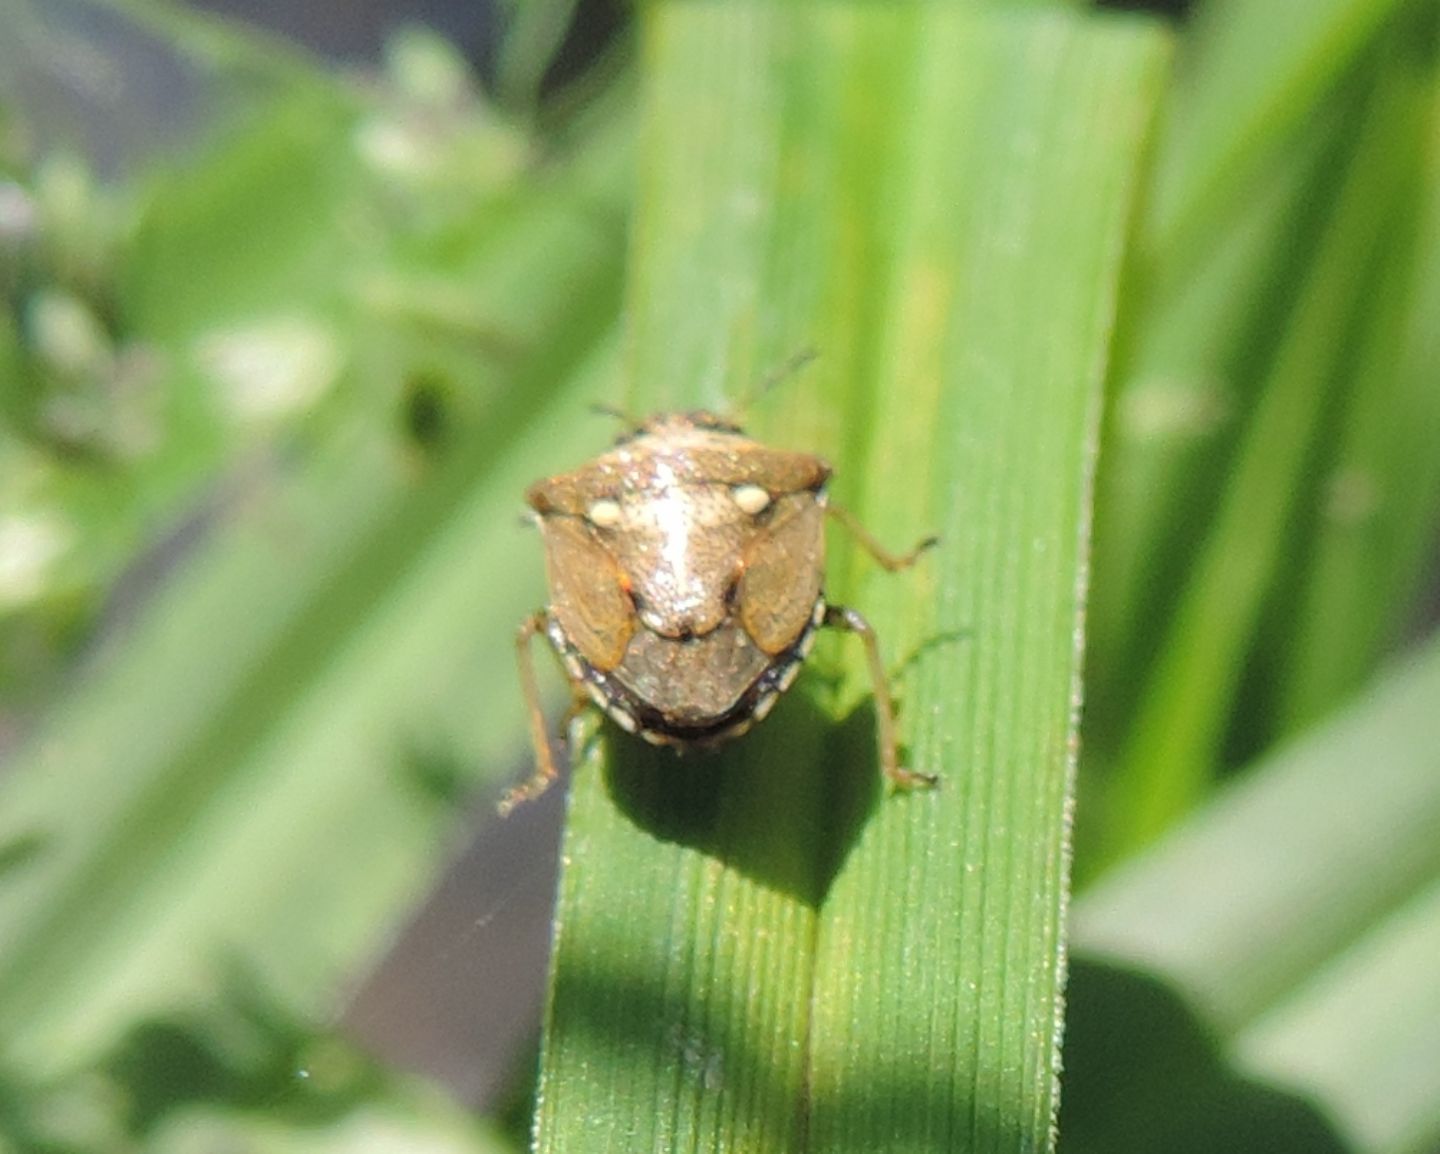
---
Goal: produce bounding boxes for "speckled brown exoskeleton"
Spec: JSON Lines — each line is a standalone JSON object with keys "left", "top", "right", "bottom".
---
{"left": 500, "top": 409, "right": 937, "bottom": 815}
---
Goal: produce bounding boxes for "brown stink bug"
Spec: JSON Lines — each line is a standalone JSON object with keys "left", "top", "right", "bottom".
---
{"left": 500, "top": 409, "right": 937, "bottom": 815}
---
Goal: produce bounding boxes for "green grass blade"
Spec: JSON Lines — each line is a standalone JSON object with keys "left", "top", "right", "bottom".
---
{"left": 1154, "top": 0, "right": 1411, "bottom": 262}
{"left": 1084, "top": 2, "right": 1435, "bottom": 786}
{"left": 1082, "top": 114, "right": 1344, "bottom": 755}
{"left": 1101, "top": 37, "right": 1430, "bottom": 861}
{"left": 1279, "top": 32, "right": 1440, "bottom": 729}
{"left": 533, "top": 6, "right": 1168, "bottom": 1151}
{"left": 1070, "top": 631, "right": 1440, "bottom": 1154}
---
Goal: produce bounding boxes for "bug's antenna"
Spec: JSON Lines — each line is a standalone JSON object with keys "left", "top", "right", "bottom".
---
{"left": 727, "top": 346, "right": 819, "bottom": 423}
{"left": 589, "top": 401, "right": 639, "bottom": 428}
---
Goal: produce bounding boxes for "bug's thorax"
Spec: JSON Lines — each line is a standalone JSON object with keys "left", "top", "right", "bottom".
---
{"left": 528, "top": 413, "right": 832, "bottom": 640}
{"left": 610, "top": 430, "right": 808, "bottom": 633}
{"left": 602, "top": 481, "right": 754, "bottom": 636}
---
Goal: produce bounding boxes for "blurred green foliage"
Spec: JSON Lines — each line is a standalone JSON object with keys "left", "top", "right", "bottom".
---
{"left": 0, "top": 0, "right": 1436, "bottom": 1152}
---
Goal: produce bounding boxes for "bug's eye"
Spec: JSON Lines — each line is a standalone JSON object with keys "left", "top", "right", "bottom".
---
{"left": 723, "top": 573, "right": 742, "bottom": 609}
{"left": 732, "top": 484, "right": 771, "bottom": 516}
{"left": 587, "top": 499, "right": 623, "bottom": 528}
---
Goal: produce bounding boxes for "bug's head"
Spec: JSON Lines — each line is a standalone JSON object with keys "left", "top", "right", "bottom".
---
{"left": 597, "top": 350, "right": 818, "bottom": 445}
{"left": 613, "top": 409, "right": 746, "bottom": 445}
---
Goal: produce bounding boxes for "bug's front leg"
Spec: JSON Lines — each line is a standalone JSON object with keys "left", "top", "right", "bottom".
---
{"left": 824, "top": 604, "right": 938, "bottom": 790}
{"left": 500, "top": 611, "right": 563, "bottom": 816}
{"left": 826, "top": 504, "right": 937, "bottom": 572}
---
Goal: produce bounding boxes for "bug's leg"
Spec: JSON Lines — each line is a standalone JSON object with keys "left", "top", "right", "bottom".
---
{"left": 827, "top": 505, "right": 937, "bottom": 572}
{"left": 589, "top": 401, "right": 640, "bottom": 430}
{"left": 560, "top": 687, "right": 591, "bottom": 734}
{"left": 824, "top": 604, "right": 938, "bottom": 790}
{"left": 499, "top": 612, "right": 563, "bottom": 817}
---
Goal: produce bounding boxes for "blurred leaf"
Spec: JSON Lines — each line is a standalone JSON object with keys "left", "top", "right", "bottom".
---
{"left": 1153, "top": 0, "right": 1413, "bottom": 262}
{"left": 1083, "top": 110, "right": 1347, "bottom": 754}
{"left": 494, "top": 0, "right": 587, "bottom": 110}
{"left": 0, "top": 0, "right": 538, "bottom": 707}
{"left": 0, "top": 239, "right": 629, "bottom": 1061}
{"left": 0, "top": 11, "right": 635, "bottom": 1146}
{"left": 533, "top": 5, "right": 1167, "bottom": 1151}
{"left": 145, "top": 1100, "right": 518, "bottom": 1154}
{"left": 1086, "top": 0, "right": 1439, "bottom": 776}
{"left": 1279, "top": 26, "right": 1440, "bottom": 729}
{"left": 0, "top": 1001, "right": 517, "bottom": 1153}
{"left": 1097, "top": 16, "right": 1437, "bottom": 864}
{"left": 1068, "top": 630, "right": 1440, "bottom": 1154}
{"left": 122, "top": 92, "right": 360, "bottom": 341}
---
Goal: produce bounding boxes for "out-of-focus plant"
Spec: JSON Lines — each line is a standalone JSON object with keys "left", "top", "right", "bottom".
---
{"left": 0, "top": 0, "right": 1436, "bottom": 1151}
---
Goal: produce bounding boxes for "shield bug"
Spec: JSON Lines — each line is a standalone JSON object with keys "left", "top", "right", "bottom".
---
{"left": 501, "top": 409, "right": 936, "bottom": 815}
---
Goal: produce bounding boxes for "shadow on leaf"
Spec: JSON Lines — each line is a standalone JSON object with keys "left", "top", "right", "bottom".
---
{"left": 601, "top": 684, "right": 884, "bottom": 909}
{"left": 1060, "top": 957, "right": 1352, "bottom": 1154}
